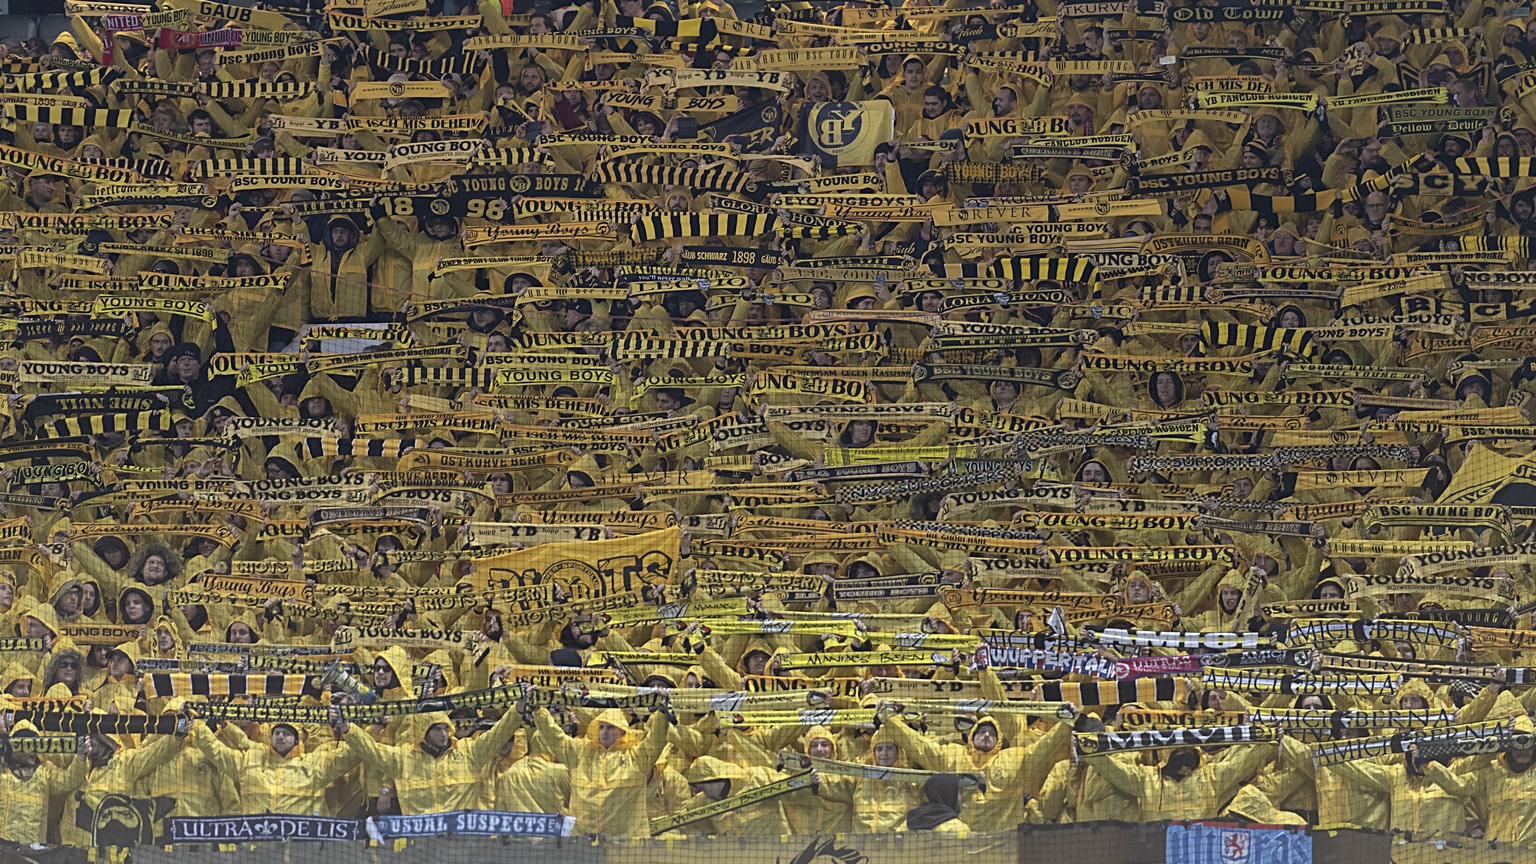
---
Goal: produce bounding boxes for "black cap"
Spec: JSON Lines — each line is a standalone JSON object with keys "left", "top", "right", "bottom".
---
{"left": 165, "top": 343, "right": 202, "bottom": 362}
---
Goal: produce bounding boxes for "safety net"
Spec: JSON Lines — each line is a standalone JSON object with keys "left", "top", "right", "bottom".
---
{"left": 0, "top": 0, "right": 1535, "bottom": 862}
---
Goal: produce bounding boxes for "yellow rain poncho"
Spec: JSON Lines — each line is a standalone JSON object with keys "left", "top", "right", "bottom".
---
{"left": 529, "top": 707, "right": 673, "bottom": 836}
{"left": 344, "top": 709, "right": 522, "bottom": 814}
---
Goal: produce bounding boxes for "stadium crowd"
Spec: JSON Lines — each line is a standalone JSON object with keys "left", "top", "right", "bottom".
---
{"left": 0, "top": 0, "right": 1535, "bottom": 849}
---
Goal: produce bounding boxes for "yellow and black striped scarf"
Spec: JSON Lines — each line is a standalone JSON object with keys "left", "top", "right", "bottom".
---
{"left": 296, "top": 437, "right": 419, "bottom": 459}
{"left": 1199, "top": 321, "right": 1319, "bottom": 359}
{"left": 143, "top": 672, "right": 322, "bottom": 699}
{"left": 193, "top": 157, "right": 314, "bottom": 178}
{"left": 38, "top": 410, "right": 175, "bottom": 440}
{"left": 778, "top": 222, "right": 860, "bottom": 239}
{"left": 630, "top": 213, "right": 775, "bottom": 242}
{"left": 989, "top": 256, "right": 1099, "bottom": 285}
{"left": 594, "top": 163, "right": 758, "bottom": 195}
{"left": 1450, "top": 157, "right": 1536, "bottom": 176}
{"left": 1461, "top": 236, "right": 1531, "bottom": 256}
{"left": 356, "top": 42, "right": 483, "bottom": 79}
{"left": 1, "top": 104, "right": 135, "bottom": 127}
{"left": 2, "top": 67, "right": 120, "bottom": 90}
{"left": 1402, "top": 27, "right": 1478, "bottom": 44}
{"left": 1141, "top": 285, "right": 1204, "bottom": 302}
{"left": 389, "top": 367, "right": 501, "bottom": 389}
{"left": 114, "top": 79, "right": 314, "bottom": 101}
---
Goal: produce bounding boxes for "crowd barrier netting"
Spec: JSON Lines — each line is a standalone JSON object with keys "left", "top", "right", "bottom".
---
{"left": 8, "top": 823, "right": 1524, "bottom": 864}
{"left": 10, "top": 0, "right": 1536, "bottom": 859}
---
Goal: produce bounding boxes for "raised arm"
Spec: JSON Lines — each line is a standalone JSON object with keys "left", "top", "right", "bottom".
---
{"left": 191, "top": 722, "right": 244, "bottom": 777}
{"left": 987, "top": 718, "right": 1072, "bottom": 793}
{"left": 41, "top": 752, "right": 87, "bottom": 794}
{"left": 341, "top": 721, "right": 405, "bottom": 780}
{"left": 1325, "top": 757, "right": 1393, "bottom": 793}
{"left": 120, "top": 731, "right": 182, "bottom": 783}
{"left": 879, "top": 714, "right": 948, "bottom": 771}
{"left": 302, "top": 737, "right": 364, "bottom": 786}
{"left": 633, "top": 709, "right": 674, "bottom": 768}
{"left": 1208, "top": 741, "right": 1277, "bottom": 803}
{"left": 1085, "top": 752, "right": 1150, "bottom": 800}
{"left": 464, "top": 705, "right": 524, "bottom": 764}
{"left": 530, "top": 706, "right": 583, "bottom": 766}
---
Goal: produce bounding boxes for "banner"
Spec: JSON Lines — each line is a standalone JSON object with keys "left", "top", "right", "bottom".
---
{"left": 1202, "top": 669, "right": 1400, "bottom": 695}
{"left": 463, "top": 527, "right": 681, "bottom": 598}
{"left": 166, "top": 816, "right": 362, "bottom": 843}
{"left": 1074, "top": 725, "right": 1279, "bottom": 757}
{"left": 1247, "top": 708, "right": 1455, "bottom": 730}
{"left": 1165, "top": 823, "right": 1312, "bottom": 864}
{"left": 1083, "top": 629, "right": 1269, "bottom": 650}
{"left": 798, "top": 101, "right": 896, "bottom": 167}
{"left": 374, "top": 811, "right": 573, "bottom": 838}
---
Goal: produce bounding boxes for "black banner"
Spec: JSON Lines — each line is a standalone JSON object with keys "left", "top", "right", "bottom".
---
{"left": 1169, "top": 6, "right": 1289, "bottom": 21}
{"left": 912, "top": 364, "right": 1083, "bottom": 390}
{"left": 1181, "top": 45, "right": 1288, "bottom": 59}
{"left": 698, "top": 101, "right": 782, "bottom": 149}
{"left": 1132, "top": 167, "right": 1288, "bottom": 194}
{"left": 24, "top": 394, "right": 168, "bottom": 425}
{"left": 678, "top": 246, "right": 784, "bottom": 268}
{"left": 13, "top": 711, "right": 180, "bottom": 735}
{"left": 1379, "top": 609, "right": 1515, "bottom": 629}
{"left": 13, "top": 319, "right": 136, "bottom": 342}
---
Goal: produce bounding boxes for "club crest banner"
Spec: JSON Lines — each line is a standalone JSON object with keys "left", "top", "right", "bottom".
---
{"left": 798, "top": 101, "right": 896, "bottom": 167}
